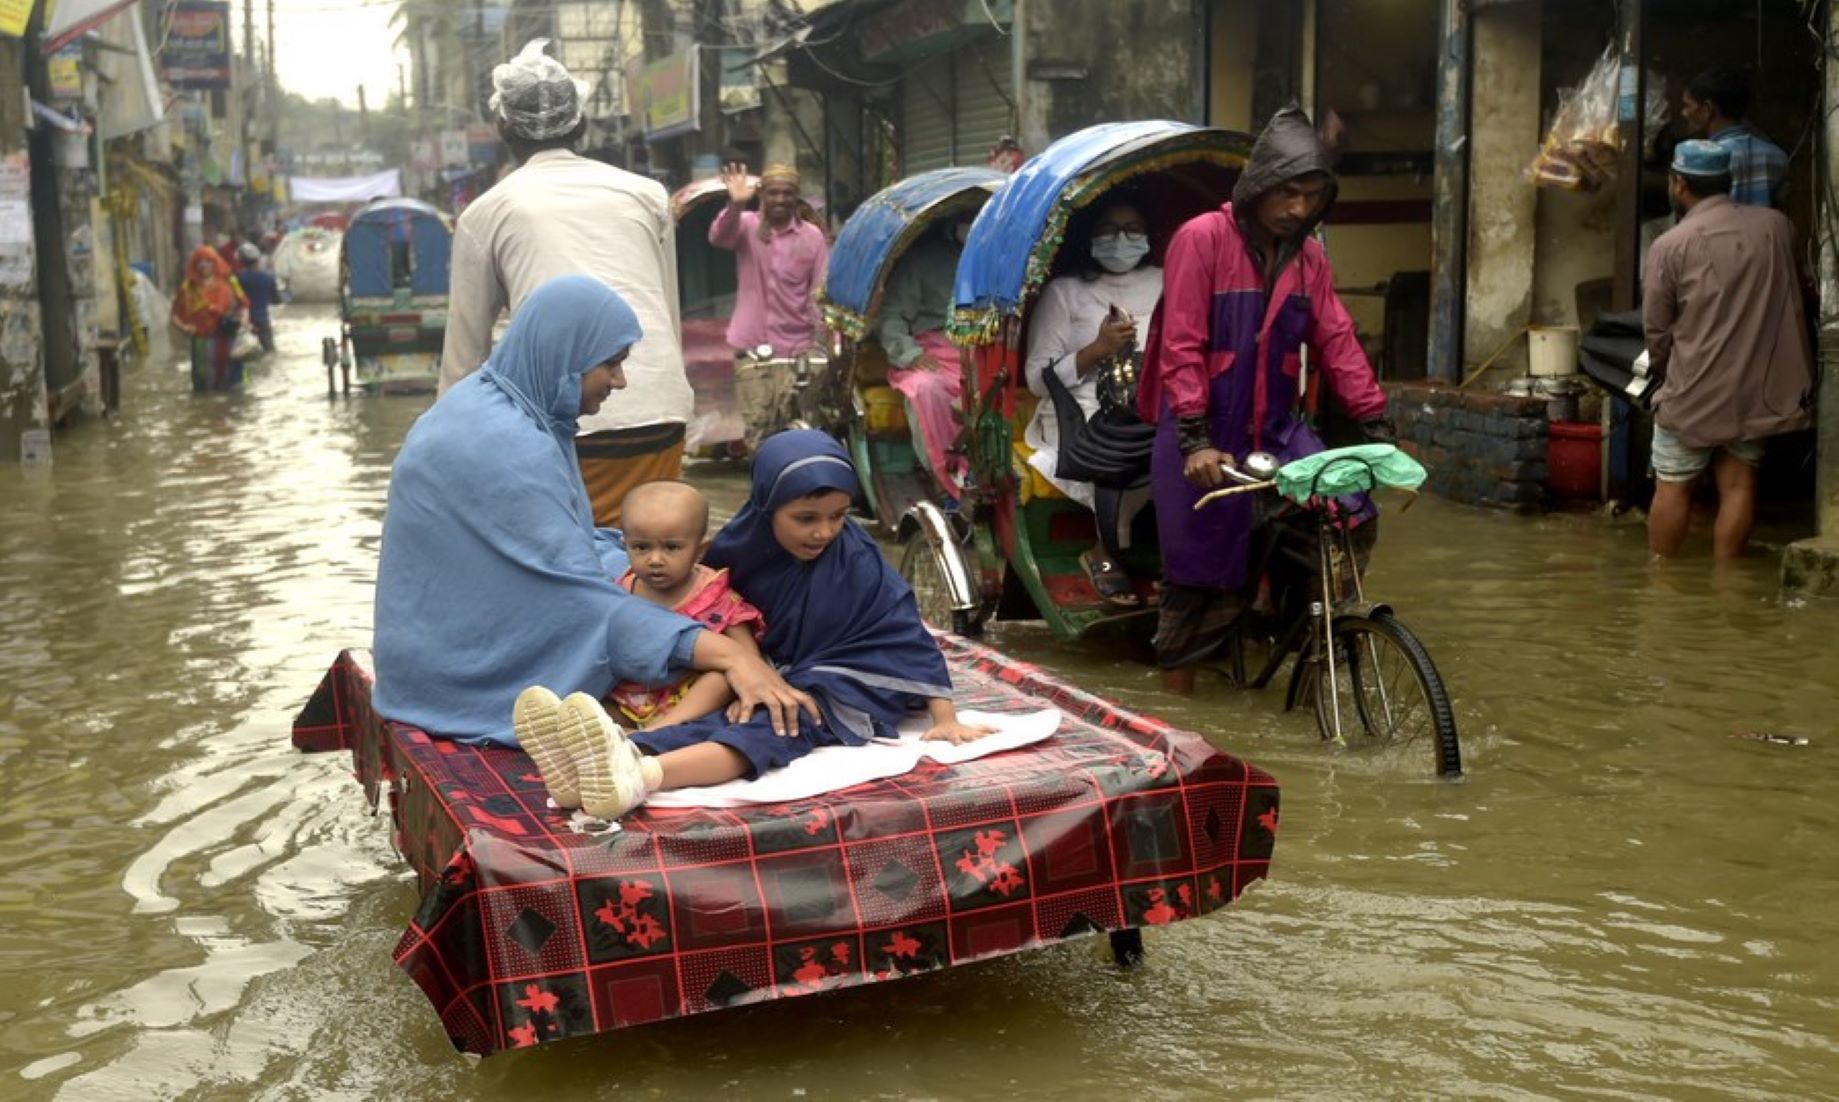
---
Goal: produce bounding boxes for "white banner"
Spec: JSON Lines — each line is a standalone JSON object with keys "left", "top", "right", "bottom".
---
{"left": 288, "top": 169, "right": 403, "bottom": 203}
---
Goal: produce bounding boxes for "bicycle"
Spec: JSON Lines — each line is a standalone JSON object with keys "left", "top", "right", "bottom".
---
{"left": 735, "top": 345, "right": 849, "bottom": 446}
{"left": 1197, "top": 446, "right": 1463, "bottom": 778}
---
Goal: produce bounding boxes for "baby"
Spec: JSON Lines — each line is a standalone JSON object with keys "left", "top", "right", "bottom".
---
{"left": 608, "top": 480, "right": 765, "bottom": 731}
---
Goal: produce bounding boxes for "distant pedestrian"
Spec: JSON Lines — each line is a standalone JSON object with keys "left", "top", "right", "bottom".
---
{"left": 1642, "top": 140, "right": 1812, "bottom": 560}
{"left": 235, "top": 242, "right": 279, "bottom": 353}
{"left": 710, "top": 162, "right": 829, "bottom": 453}
{"left": 1681, "top": 68, "right": 1788, "bottom": 209}
{"left": 442, "top": 38, "right": 693, "bottom": 530}
{"left": 171, "top": 246, "right": 249, "bottom": 391}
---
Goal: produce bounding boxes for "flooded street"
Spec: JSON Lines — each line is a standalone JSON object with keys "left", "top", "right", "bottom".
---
{"left": 3, "top": 306, "right": 1837, "bottom": 1100}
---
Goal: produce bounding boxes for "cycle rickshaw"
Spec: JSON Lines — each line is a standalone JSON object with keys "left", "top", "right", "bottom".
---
{"left": 819, "top": 166, "right": 1007, "bottom": 531}
{"left": 323, "top": 198, "right": 452, "bottom": 396}
{"left": 896, "top": 121, "right": 1461, "bottom": 776}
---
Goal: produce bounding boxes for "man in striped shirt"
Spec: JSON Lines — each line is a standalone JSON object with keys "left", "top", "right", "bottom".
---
{"left": 1681, "top": 68, "right": 1788, "bottom": 209}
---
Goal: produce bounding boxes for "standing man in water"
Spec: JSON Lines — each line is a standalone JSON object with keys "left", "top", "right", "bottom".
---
{"left": 442, "top": 39, "right": 693, "bottom": 529}
{"left": 709, "top": 162, "right": 829, "bottom": 453}
{"left": 1141, "top": 104, "right": 1393, "bottom": 689}
{"left": 1642, "top": 140, "right": 1811, "bottom": 561}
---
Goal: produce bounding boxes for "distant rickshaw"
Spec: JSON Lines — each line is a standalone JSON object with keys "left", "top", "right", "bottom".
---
{"left": 324, "top": 198, "right": 451, "bottom": 396}
{"left": 671, "top": 176, "right": 753, "bottom": 454}
{"left": 820, "top": 166, "right": 1007, "bottom": 531}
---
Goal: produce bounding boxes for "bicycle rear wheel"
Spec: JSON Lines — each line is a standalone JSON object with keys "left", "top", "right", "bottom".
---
{"left": 1311, "top": 611, "right": 1462, "bottom": 777}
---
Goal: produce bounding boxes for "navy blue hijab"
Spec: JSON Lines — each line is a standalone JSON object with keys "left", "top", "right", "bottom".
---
{"left": 706, "top": 430, "right": 953, "bottom": 741}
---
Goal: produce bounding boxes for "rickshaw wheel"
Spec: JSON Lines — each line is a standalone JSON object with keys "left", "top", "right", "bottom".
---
{"left": 898, "top": 527, "right": 980, "bottom": 636}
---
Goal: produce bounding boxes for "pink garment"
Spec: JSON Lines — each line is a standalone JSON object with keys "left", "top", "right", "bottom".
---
{"left": 709, "top": 206, "right": 829, "bottom": 356}
{"left": 609, "top": 566, "right": 765, "bottom": 725}
{"left": 885, "top": 330, "right": 966, "bottom": 498}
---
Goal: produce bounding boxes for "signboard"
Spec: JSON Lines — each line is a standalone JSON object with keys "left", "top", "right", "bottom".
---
{"left": 719, "top": 48, "right": 759, "bottom": 115}
{"left": 47, "top": 43, "right": 83, "bottom": 99}
{"left": 637, "top": 50, "right": 699, "bottom": 140}
{"left": 161, "top": 0, "right": 232, "bottom": 91}
{"left": 440, "top": 129, "right": 469, "bottom": 168}
{"left": 0, "top": 0, "right": 35, "bottom": 39}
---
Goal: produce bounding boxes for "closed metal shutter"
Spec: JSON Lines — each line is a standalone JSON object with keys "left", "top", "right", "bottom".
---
{"left": 952, "top": 35, "right": 1015, "bottom": 164}
{"left": 901, "top": 60, "right": 953, "bottom": 173}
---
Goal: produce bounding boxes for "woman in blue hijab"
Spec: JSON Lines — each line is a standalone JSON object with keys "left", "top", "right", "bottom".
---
{"left": 514, "top": 429, "right": 994, "bottom": 820}
{"left": 373, "top": 275, "right": 812, "bottom": 747}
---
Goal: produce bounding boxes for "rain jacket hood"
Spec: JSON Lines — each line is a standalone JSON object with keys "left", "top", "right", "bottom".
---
{"left": 1229, "top": 103, "right": 1338, "bottom": 241}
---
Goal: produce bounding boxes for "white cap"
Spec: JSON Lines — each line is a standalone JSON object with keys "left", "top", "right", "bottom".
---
{"left": 490, "top": 39, "right": 589, "bottom": 141}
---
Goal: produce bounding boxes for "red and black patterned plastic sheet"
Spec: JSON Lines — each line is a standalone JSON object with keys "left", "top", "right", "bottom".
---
{"left": 292, "top": 635, "right": 1280, "bottom": 1056}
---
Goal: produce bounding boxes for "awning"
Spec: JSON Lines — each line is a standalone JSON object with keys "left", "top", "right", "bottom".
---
{"left": 41, "top": 0, "right": 138, "bottom": 53}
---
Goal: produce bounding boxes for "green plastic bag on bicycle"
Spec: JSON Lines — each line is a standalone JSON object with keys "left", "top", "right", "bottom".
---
{"left": 1275, "top": 444, "right": 1427, "bottom": 504}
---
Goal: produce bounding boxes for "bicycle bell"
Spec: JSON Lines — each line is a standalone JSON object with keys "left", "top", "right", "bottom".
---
{"left": 1242, "top": 451, "right": 1280, "bottom": 479}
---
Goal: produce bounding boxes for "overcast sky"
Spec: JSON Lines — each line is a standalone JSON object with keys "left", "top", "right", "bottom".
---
{"left": 257, "top": 0, "right": 405, "bottom": 107}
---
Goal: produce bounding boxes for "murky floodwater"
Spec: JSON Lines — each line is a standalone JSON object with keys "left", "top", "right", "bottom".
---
{"left": 2, "top": 305, "right": 1836, "bottom": 1100}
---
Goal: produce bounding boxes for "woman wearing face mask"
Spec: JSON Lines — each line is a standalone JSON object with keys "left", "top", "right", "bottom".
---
{"left": 875, "top": 214, "right": 977, "bottom": 497}
{"left": 1023, "top": 193, "right": 1162, "bottom": 606}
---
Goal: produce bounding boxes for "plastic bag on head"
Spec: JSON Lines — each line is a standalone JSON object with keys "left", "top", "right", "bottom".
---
{"left": 490, "top": 38, "right": 589, "bottom": 141}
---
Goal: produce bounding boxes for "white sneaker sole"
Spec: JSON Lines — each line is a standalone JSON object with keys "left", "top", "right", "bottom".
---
{"left": 560, "top": 692, "right": 650, "bottom": 820}
{"left": 513, "top": 685, "right": 581, "bottom": 809}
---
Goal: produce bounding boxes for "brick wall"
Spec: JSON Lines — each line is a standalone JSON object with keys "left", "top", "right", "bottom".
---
{"left": 1386, "top": 381, "right": 1548, "bottom": 512}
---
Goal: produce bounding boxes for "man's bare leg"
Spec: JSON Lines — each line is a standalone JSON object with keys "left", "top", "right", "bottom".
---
{"left": 1648, "top": 477, "right": 1697, "bottom": 558}
{"left": 1711, "top": 450, "right": 1758, "bottom": 560}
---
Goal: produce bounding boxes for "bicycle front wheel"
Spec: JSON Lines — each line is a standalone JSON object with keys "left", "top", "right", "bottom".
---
{"left": 1311, "top": 611, "right": 1462, "bottom": 777}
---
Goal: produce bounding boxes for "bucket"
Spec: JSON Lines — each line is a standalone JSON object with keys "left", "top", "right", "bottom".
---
{"left": 1527, "top": 325, "right": 1580, "bottom": 378}
{"left": 1547, "top": 420, "right": 1601, "bottom": 500}
{"left": 862, "top": 386, "right": 908, "bottom": 434}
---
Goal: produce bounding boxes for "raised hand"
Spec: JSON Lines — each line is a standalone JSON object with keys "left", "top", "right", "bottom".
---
{"left": 721, "top": 162, "right": 757, "bottom": 207}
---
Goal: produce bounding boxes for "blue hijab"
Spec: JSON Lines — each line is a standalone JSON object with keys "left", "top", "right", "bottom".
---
{"left": 373, "top": 276, "right": 701, "bottom": 746}
{"left": 705, "top": 430, "right": 953, "bottom": 741}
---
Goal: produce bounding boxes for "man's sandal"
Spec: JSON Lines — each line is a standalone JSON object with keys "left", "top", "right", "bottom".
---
{"left": 1079, "top": 548, "right": 1140, "bottom": 608}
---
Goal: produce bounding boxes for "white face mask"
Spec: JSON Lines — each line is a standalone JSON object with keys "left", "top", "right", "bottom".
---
{"left": 1091, "top": 231, "right": 1149, "bottom": 273}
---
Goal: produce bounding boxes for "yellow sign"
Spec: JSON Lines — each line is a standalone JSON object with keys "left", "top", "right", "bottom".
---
{"left": 0, "top": 0, "right": 37, "bottom": 38}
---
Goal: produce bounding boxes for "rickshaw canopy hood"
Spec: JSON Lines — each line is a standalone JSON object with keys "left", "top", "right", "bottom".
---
{"left": 670, "top": 175, "right": 755, "bottom": 222}
{"left": 822, "top": 166, "right": 1006, "bottom": 339}
{"left": 950, "top": 120, "right": 1248, "bottom": 344}
{"left": 345, "top": 198, "right": 452, "bottom": 299}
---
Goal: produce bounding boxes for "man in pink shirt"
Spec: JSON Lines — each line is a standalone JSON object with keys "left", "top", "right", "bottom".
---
{"left": 710, "top": 162, "right": 830, "bottom": 452}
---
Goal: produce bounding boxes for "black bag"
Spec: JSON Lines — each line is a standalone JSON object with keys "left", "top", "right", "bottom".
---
{"left": 1041, "top": 355, "right": 1155, "bottom": 489}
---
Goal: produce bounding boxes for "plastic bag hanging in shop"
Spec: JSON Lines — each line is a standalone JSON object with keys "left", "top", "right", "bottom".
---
{"left": 1527, "top": 44, "right": 1669, "bottom": 192}
{"left": 489, "top": 39, "right": 590, "bottom": 141}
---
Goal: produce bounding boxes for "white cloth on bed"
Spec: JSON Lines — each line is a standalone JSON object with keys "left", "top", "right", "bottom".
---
{"left": 644, "top": 708, "right": 1061, "bottom": 809}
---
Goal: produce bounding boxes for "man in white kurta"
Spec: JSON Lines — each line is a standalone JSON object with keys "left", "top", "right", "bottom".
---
{"left": 441, "top": 39, "right": 693, "bottom": 528}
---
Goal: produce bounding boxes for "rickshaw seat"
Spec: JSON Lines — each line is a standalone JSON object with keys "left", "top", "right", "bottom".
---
{"left": 853, "top": 340, "right": 890, "bottom": 386}
{"left": 1011, "top": 432, "right": 1067, "bottom": 503}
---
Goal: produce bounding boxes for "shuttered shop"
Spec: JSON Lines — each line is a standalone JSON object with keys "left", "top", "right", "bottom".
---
{"left": 899, "top": 35, "right": 1014, "bottom": 173}
{"left": 953, "top": 36, "right": 1015, "bottom": 161}
{"left": 900, "top": 62, "right": 953, "bottom": 173}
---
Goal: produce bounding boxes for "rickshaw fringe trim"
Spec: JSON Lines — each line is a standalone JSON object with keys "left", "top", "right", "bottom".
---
{"left": 946, "top": 145, "right": 1247, "bottom": 347}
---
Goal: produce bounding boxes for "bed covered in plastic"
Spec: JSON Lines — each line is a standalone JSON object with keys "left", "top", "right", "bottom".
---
{"left": 291, "top": 633, "right": 1280, "bottom": 1055}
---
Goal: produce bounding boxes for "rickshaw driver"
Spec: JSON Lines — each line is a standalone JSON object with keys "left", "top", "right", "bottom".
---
{"left": 1140, "top": 104, "right": 1395, "bottom": 690}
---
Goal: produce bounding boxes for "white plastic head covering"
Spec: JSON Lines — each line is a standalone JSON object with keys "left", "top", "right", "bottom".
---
{"left": 490, "top": 39, "right": 589, "bottom": 141}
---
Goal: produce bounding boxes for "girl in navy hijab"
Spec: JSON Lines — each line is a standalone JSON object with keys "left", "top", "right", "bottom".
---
{"left": 373, "top": 275, "right": 808, "bottom": 748}
{"left": 516, "top": 429, "right": 994, "bottom": 820}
